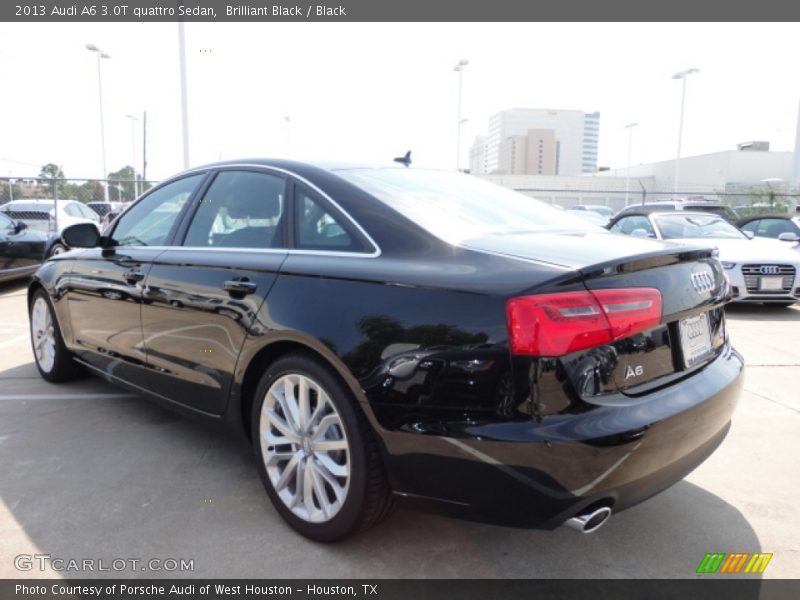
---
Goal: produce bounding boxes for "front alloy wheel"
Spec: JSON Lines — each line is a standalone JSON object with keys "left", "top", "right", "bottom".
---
{"left": 29, "top": 289, "right": 82, "bottom": 382}
{"left": 260, "top": 373, "right": 350, "bottom": 523}
{"left": 31, "top": 296, "right": 56, "bottom": 373}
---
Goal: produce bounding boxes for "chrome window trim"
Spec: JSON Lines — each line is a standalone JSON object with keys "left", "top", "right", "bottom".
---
{"left": 180, "top": 163, "right": 381, "bottom": 258}
{"left": 109, "top": 245, "right": 378, "bottom": 259}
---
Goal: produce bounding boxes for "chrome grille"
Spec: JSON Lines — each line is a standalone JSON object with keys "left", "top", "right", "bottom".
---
{"left": 741, "top": 264, "right": 795, "bottom": 294}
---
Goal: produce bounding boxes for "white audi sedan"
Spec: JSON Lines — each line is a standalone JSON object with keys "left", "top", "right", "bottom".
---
{"left": 608, "top": 211, "right": 800, "bottom": 306}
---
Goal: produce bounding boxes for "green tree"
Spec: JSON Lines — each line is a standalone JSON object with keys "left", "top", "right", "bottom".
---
{"left": 38, "top": 163, "right": 66, "bottom": 198}
{"left": 107, "top": 165, "right": 141, "bottom": 202}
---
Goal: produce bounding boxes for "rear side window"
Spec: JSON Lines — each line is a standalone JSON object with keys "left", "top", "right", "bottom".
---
{"left": 183, "top": 170, "right": 287, "bottom": 249}
{"left": 294, "top": 187, "right": 365, "bottom": 252}
{"left": 64, "top": 204, "right": 81, "bottom": 217}
{"left": 112, "top": 175, "right": 202, "bottom": 247}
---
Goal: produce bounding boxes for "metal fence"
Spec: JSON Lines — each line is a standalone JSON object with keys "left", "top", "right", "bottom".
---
{"left": 509, "top": 188, "right": 800, "bottom": 217}
{"left": 0, "top": 177, "right": 161, "bottom": 206}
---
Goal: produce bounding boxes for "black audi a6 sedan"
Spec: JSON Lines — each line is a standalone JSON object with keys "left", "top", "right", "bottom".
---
{"left": 28, "top": 160, "right": 743, "bottom": 541}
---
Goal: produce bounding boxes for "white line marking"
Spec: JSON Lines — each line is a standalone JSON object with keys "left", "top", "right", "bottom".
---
{"left": 0, "top": 393, "right": 138, "bottom": 401}
{"left": 0, "top": 334, "right": 29, "bottom": 348}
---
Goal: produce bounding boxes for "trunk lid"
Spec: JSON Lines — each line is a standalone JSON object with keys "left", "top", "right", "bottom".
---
{"left": 467, "top": 230, "right": 729, "bottom": 395}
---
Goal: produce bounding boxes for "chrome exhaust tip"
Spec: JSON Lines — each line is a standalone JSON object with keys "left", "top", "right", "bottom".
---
{"left": 564, "top": 506, "right": 612, "bottom": 534}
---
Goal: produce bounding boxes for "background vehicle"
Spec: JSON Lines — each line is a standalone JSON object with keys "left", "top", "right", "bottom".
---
{"left": 615, "top": 199, "right": 739, "bottom": 223}
{"left": 0, "top": 199, "right": 100, "bottom": 233}
{"left": 0, "top": 199, "right": 101, "bottom": 256}
{"left": 737, "top": 214, "right": 800, "bottom": 242}
{"left": 29, "top": 161, "right": 742, "bottom": 541}
{"left": 608, "top": 210, "right": 800, "bottom": 306}
{"left": 0, "top": 211, "right": 46, "bottom": 282}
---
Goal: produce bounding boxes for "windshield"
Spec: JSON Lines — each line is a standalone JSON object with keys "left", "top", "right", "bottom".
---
{"left": 654, "top": 214, "right": 747, "bottom": 240}
{"left": 336, "top": 168, "right": 596, "bottom": 244}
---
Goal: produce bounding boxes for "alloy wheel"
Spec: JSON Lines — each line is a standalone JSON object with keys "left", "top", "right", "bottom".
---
{"left": 259, "top": 373, "right": 350, "bottom": 523}
{"left": 31, "top": 297, "right": 56, "bottom": 373}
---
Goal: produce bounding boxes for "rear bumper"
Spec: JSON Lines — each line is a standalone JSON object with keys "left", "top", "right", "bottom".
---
{"left": 380, "top": 343, "right": 744, "bottom": 528}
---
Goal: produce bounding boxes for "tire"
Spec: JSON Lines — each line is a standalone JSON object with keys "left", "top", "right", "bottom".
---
{"left": 29, "top": 289, "right": 82, "bottom": 382}
{"left": 48, "top": 242, "right": 68, "bottom": 258}
{"left": 251, "top": 353, "right": 393, "bottom": 542}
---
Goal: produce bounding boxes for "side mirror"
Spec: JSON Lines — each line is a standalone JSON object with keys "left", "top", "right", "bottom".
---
{"left": 14, "top": 221, "right": 28, "bottom": 233}
{"left": 62, "top": 222, "right": 102, "bottom": 248}
{"left": 742, "top": 230, "right": 755, "bottom": 239}
{"left": 631, "top": 228, "right": 655, "bottom": 238}
{"left": 778, "top": 232, "right": 800, "bottom": 242}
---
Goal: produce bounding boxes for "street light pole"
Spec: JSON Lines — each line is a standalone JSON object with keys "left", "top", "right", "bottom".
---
{"left": 178, "top": 21, "right": 190, "bottom": 169}
{"left": 86, "top": 44, "right": 111, "bottom": 203}
{"left": 125, "top": 114, "right": 139, "bottom": 199}
{"left": 672, "top": 68, "right": 699, "bottom": 198}
{"left": 453, "top": 59, "right": 469, "bottom": 171}
{"left": 624, "top": 122, "right": 638, "bottom": 205}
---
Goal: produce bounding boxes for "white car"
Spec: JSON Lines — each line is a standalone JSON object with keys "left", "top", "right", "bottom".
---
{"left": 608, "top": 211, "right": 800, "bottom": 306}
{"left": 0, "top": 199, "right": 100, "bottom": 234}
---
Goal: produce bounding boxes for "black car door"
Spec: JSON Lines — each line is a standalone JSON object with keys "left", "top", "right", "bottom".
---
{"left": 0, "top": 212, "right": 18, "bottom": 272}
{"left": 62, "top": 174, "right": 206, "bottom": 379}
{"left": 138, "top": 168, "right": 289, "bottom": 415}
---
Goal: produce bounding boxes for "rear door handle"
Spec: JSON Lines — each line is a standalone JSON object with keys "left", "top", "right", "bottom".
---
{"left": 124, "top": 270, "right": 145, "bottom": 284}
{"left": 223, "top": 280, "right": 257, "bottom": 295}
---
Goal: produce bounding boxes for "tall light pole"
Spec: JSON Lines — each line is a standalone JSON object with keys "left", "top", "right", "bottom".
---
{"left": 672, "top": 68, "right": 699, "bottom": 198}
{"left": 453, "top": 59, "right": 469, "bottom": 171}
{"left": 284, "top": 115, "right": 292, "bottom": 156}
{"left": 125, "top": 114, "right": 139, "bottom": 199}
{"left": 178, "top": 21, "right": 190, "bottom": 169}
{"left": 86, "top": 44, "right": 111, "bottom": 203}
{"left": 624, "top": 122, "right": 638, "bottom": 205}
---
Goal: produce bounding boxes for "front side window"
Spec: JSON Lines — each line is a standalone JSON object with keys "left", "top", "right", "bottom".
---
{"left": 183, "top": 170, "right": 287, "bottom": 249}
{"left": 0, "top": 212, "right": 13, "bottom": 229}
{"left": 756, "top": 218, "right": 793, "bottom": 237}
{"left": 112, "top": 175, "right": 203, "bottom": 247}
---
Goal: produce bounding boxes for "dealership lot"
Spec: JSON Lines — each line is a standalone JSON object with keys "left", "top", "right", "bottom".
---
{"left": 0, "top": 278, "right": 798, "bottom": 579}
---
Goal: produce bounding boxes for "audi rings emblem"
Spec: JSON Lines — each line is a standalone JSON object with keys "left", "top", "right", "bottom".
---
{"left": 759, "top": 265, "right": 781, "bottom": 275}
{"left": 691, "top": 270, "right": 715, "bottom": 293}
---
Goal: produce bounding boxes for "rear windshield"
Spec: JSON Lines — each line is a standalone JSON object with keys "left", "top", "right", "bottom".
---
{"left": 336, "top": 168, "right": 595, "bottom": 244}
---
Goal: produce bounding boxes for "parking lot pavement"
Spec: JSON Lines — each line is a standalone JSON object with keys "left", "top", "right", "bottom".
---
{"left": 1, "top": 279, "right": 798, "bottom": 579}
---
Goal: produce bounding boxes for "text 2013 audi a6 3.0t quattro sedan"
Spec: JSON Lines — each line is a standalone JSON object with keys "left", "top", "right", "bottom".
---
{"left": 28, "top": 160, "right": 743, "bottom": 541}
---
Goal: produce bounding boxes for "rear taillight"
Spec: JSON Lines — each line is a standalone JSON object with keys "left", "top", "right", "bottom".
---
{"left": 506, "top": 288, "right": 662, "bottom": 357}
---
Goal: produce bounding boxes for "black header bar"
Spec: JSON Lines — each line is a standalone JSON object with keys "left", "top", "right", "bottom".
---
{"left": 4, "top": 0, "right": 800, "bottom": 22}
{"left": 4, "top": 579, "right": 800, "bottom": 600}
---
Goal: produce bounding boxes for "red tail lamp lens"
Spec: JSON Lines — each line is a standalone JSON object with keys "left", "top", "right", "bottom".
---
{"left": 506, "top": 288, "right": 662, "bottom": 357}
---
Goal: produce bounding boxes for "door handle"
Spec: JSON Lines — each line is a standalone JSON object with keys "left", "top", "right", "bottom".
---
{"left": 124, "top": 270, "right": 145, "bottom": 284}
{"left": 223, "top": 280, "right": 257, "bottom": 296}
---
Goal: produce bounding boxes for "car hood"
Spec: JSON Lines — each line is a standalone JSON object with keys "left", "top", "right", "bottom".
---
{"left": 461, "top": 230, "right": 712, "bottom": 270}
{"left": 678, "top": 237, "right": 800, "bottom": 264}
